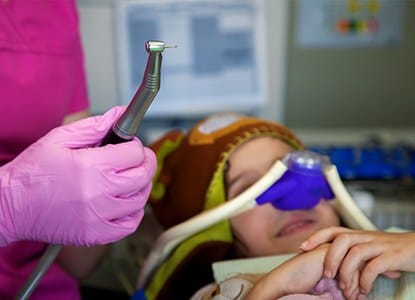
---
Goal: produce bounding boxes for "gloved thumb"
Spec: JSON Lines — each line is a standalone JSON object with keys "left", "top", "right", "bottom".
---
{"left": 42, "top": 105, "right": 127, "bottom": 148}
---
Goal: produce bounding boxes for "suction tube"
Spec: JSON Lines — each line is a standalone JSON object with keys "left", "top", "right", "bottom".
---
{"left": 15, "top": 40, "right": 174, "bottom": 300}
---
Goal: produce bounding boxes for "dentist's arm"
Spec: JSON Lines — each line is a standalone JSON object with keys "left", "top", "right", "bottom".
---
{"left": 0, "top": 106, "right": 156, "bottom": 247}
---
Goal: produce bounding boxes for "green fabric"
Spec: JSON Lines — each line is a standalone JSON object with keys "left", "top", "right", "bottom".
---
{"left": 151, "top": 135, "right": 184, "bottom": 201}
{"left": 204, "top": 151, "right": 228, "bottom": 210}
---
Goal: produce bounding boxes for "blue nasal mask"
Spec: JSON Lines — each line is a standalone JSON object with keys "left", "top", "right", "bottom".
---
{"left": 256, "top": 151, "right": 335, "bottom": 210}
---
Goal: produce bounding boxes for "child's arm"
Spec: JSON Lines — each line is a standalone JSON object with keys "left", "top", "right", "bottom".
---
{"left": 300, "top": 227, "right": 415, "bottom": 297}
{"left": 244, "top": 244, "right": 332, "bottom": 300}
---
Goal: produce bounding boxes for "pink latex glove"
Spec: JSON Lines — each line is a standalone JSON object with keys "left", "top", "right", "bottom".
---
{"left": 0, "top": 106, "right": 156, "bottom": 246}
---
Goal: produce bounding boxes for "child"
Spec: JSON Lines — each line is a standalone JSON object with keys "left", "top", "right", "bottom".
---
{"left": 137, "top": 112, "right": 379, "bottom": 299}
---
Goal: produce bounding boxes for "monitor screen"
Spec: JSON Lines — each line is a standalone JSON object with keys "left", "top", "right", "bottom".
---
{"left": 115, "top": 0, "right": 268, "bottom": 117}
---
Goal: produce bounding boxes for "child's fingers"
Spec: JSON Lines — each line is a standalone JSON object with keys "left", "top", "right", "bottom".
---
{"left": 359, "top": 256, "right": 390, "bottom": 294}
{"left": 343, "top": 270, "right": 361, "bottom": 300}
{"left": 339, "top": 250, "right": 377, "bottom": 299}
{"left": 300, "top": 226, "right": 351, "bottom": 251}
{"left": 357, "top": 293, "right": 368, "bottom": 300}
{"left": 339, "top": 243, "right": 381, "bottom": 282}
{"left": 339, "top": 272, "right": 359, "bottom": 299}
{"left": 323, "top": 233, "right": 373, "bottom": 279}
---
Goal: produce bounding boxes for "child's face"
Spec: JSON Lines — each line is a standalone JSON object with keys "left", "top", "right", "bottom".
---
{"left": 225, "top": 136, "right": 340, "bottom": 257}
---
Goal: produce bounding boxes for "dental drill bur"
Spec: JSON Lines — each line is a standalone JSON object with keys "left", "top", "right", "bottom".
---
{"left": 15, "top": 40, "right": 175, "bottom": 300}
{"left": 101, "top": 40, "right": 177, "bottom": 145}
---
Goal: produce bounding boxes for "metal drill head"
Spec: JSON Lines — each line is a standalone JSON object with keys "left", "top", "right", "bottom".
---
{"left": 145, "top": 40, "right": 178, "bottom": 53}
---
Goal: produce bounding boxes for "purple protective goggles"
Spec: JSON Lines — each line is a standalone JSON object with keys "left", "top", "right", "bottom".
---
{"left": 256, "top": 151, "right": 335, "bottom": 210}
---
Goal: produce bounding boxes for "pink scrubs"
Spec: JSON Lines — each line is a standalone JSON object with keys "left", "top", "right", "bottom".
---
{"left": 0, "top": 0, "right": 89, "bottom": 298}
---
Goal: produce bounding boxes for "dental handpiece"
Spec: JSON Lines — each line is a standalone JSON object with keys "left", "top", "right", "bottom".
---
{"left": 101, "top": 40, "right": 176, "bottom": 145}
{"left": 15, "top": 40, "right": 175, "bottom": 300}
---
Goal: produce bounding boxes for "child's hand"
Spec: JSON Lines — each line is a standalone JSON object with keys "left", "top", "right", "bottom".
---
{"left": 300, "top": 227, "right": 415, "bottom": 299}
{"left": 245, "top": 244, "right": 331, "bottom": 300}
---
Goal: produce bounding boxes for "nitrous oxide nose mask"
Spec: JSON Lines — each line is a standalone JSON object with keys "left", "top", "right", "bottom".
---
{"left": 256, "top": 150, "right": 335, "bottom": 210}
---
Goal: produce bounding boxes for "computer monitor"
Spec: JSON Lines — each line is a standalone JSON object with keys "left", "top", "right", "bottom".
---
{"left": 115, "top": 0, "right": 268, "bottom": 117}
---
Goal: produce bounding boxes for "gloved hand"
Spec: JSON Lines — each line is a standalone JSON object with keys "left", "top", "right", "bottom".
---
{"left": 0, "top": 106, "right": 156, "bottom": 246}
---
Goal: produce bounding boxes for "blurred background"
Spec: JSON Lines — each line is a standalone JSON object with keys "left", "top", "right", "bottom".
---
{"left": 75, "top": 0, "right": 415, "bottom": 298}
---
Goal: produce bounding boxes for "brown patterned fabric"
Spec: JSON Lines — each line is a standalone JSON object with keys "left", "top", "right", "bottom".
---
{"left": 149, "top": 112, "right": 304, "bottom": 229}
